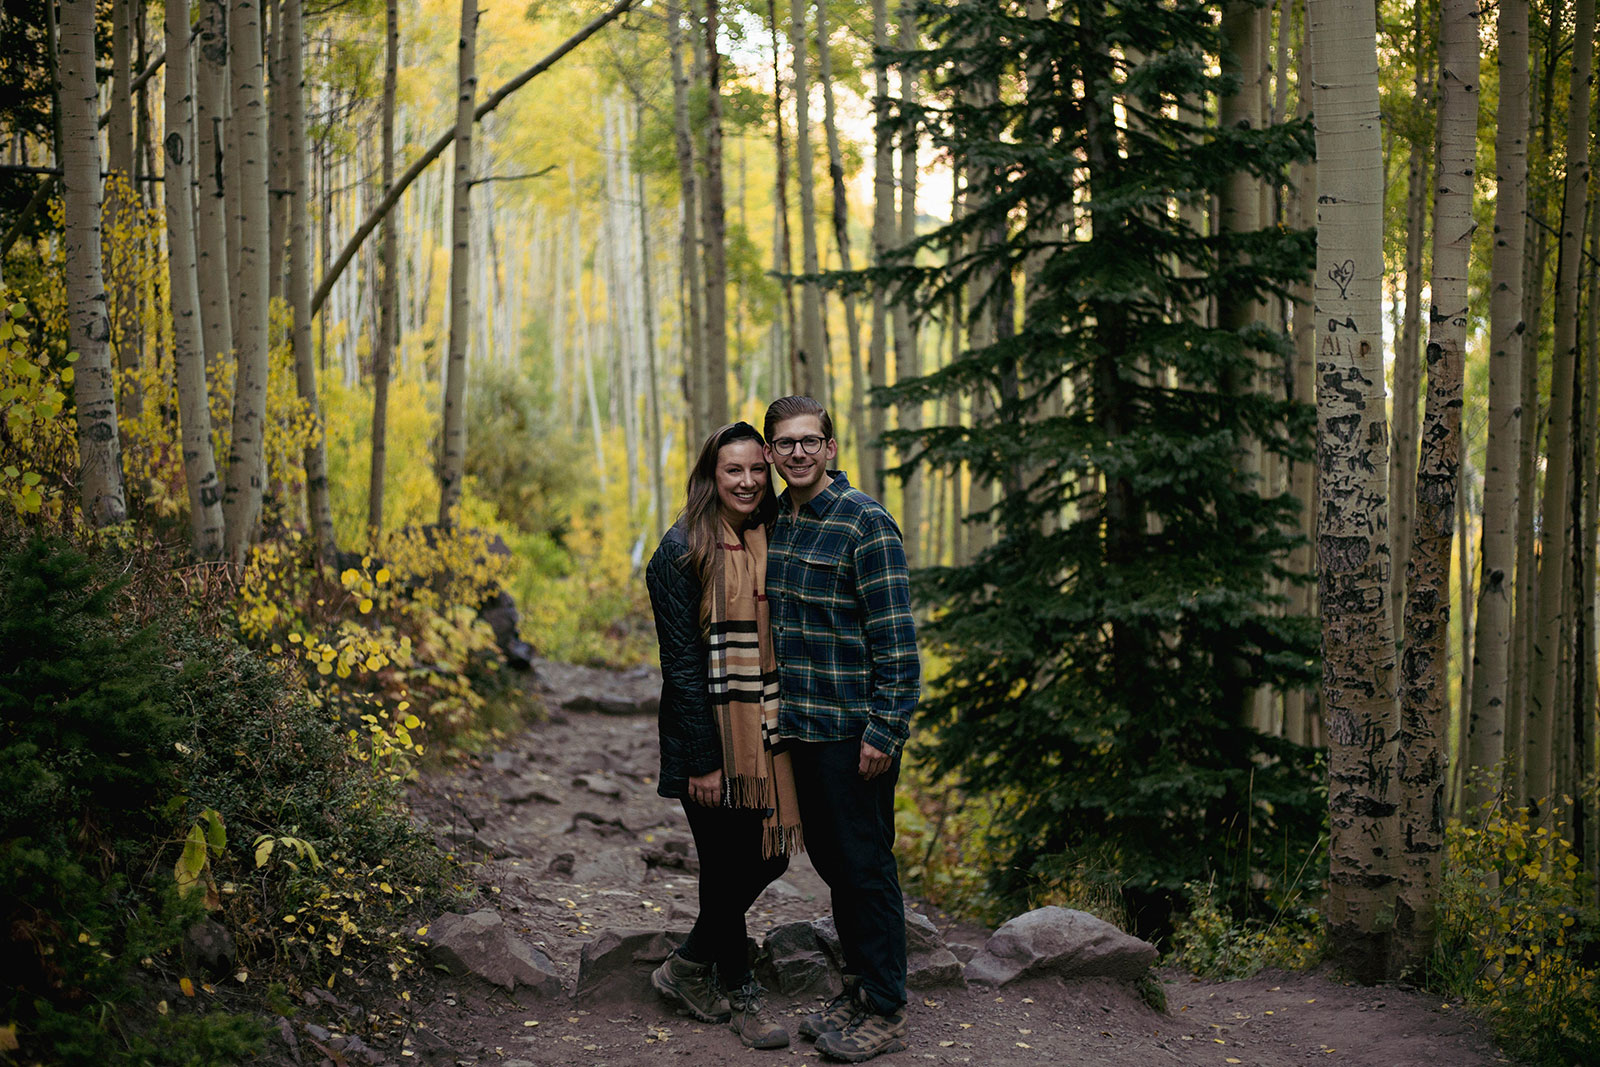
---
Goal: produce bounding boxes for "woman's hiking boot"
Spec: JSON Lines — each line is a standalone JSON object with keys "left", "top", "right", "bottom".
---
{"left": 814, "top": 1003, "right": 908, "bottom": 1063}
{"left": 727, "top": 981, "right": 789, "bottom": 1049}
{"left": 799, "top": 976, "right": 861, "bottom": 1039}
{"left": 650, "top": 952, "right": 730, "bottom": 1023}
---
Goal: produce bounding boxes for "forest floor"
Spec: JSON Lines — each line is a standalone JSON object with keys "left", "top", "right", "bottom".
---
{"left": 284, "top": 659, "right": 1519, "bottom": 1067}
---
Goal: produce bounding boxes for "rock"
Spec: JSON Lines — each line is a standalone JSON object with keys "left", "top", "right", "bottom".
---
{"left": 502, "top": 778, "right": 562, "bottom": 805}
{"left": 423, "top": 910, "right": 563, "bottom": 996}
{"left": 273, "top": 1016, "right": 302, "bottom": 1065}
{"left": 759, "top": 878, "right": 802, "bottom": 900}
{"left": 531, "top": 657, "right": 662, "bottom": 717}
{"left": 305, "top": 1024, "right": 332, "bottom": 1042}
{"left": 573, "top": 928, "right": 687, "bottom": 1004}
{"left": 544, "top": 852, "right": 575, "bottom": 878}
{"left": 756, "top": 921, "right": 836, "bottom": 997}
{"left": 571, "top": 847, "right": 645, "bottom": 886}
{"left": 567, "top": 811, "right": 629, "bottom": 836}
{"left": 947, "top": 941, "right": 981, "bottom": 964}
{"left": 964, "top": 906, "right": 1157, "bottom": 988}
{"left": 906, "top": 910, "right": 966, "bottom": 990}
{"left": 492, "top": 751, "right": 516, "bottom": 772}
{"left": 756, "top": 911, "right": 965, "bottom": 995}
{"left": 573, "top": 773, "right": 623, "bottom": 798}
{"left": 182, "top": 917, "right": 236, "bottom": 975}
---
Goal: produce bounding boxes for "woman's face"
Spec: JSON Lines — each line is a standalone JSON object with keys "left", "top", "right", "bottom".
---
{"left": 715, "top": 438, "right": 768, "bottom": 525}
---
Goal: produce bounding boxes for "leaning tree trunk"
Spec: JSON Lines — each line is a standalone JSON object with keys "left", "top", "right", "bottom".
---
{"left": 1467, "top": 0, "right": 1529, "bottom": 808}
{"left": 790, "top": 0, "right": 826, "bottom": 402}
{"left": 438, "top": 0, "right": 478, "bottom": 524}
{"left": 1394, "top": 0, "right": 1478, "bottom": 973}
{"left": 59, "top": 0, "right": 127, "bottom": 527}
{"left": 700, "top": 0, "right": 730, "bottom": 428}
{"left": 283, "top": 0, "right": 335, "bottom": 563}
{"left": 164, "top": 0, "right": 225, "bottom": 557}
{"left": 1307, "top": 0, "right": 1399, "bottom": 984}
{"left": 221, "top": 0, "right": 271, "bottom": 559}
{"left": 370, "top": 0, "right": 398, "bottom": 538}
{"left": 1524, "top": 0, "right": 1595, "bottom": 807}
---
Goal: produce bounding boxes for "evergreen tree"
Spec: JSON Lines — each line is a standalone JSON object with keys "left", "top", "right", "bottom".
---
{"left": 876, "top": 0, "right": 1322, "bottom": 923}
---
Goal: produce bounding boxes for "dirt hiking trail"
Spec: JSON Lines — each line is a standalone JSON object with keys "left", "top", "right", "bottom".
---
{"left": 295, "top": 659, "right": 1517, "bottom": 1067}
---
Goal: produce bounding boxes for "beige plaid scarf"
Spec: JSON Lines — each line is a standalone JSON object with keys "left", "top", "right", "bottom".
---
{"left": 708, "top": 519, "right": 803, "bottom": 858}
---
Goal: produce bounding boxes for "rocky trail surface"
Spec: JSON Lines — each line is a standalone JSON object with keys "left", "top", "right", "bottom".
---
{"left": 271, "top": 659, "right": 1518, "bottom": 1067}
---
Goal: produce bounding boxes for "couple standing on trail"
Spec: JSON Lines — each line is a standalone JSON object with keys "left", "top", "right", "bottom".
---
{"left": 644, "top": 395, "right": 920, "bottom": 1063}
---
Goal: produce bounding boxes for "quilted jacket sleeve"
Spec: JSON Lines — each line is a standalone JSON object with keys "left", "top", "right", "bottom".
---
{"left": 645, "top": 532, "right": 723, "bottom": 796}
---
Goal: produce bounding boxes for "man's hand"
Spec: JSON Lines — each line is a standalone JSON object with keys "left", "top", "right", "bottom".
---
{"left": 858, "top": 741, "right": 893, "bottom": 780}
{"left": 688, "top": 769, "right": 723, "bottom": 806}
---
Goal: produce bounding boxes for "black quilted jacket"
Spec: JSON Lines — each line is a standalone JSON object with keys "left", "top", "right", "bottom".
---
{"left": 645, "top": 522, "right": 723, "bottom": 799}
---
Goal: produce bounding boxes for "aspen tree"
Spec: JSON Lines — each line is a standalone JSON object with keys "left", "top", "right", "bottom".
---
{"left": 438, "top": 0, "right": 478, "bottom": 524}
{"left": 1466, "top": 0, "right": 1529, "bottom": 806}
{"left": 790, "top": 0, "right": 826, "bottom": 401}
{"left": 370, "top": 0, "right": 399, "bottom": 537}
{"left": 1307, "top": 0, "right": 1399, "bottom": 982}
{"left": 163, "top": 0, "right": 225, "bottom": 558}
{"left": 60, "top": 0, "right": 128, "bottom": 527}
{"left": 1394, "top": 0, "right": 1478, "bottom": 971}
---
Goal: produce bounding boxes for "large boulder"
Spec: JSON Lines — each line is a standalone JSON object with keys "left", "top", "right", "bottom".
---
{"left": 963, "top": 906, "right": 1157, "bottom": 988}
{"left": 423, "top": 910, "right": 562, "bottom": 996}
{"left": 574, "top": 928, "right": 688, "bottom": 1004}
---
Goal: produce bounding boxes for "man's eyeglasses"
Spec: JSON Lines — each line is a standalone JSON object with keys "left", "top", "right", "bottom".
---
{"left": 772, "top": 435, "right": 826, "bottom": 456}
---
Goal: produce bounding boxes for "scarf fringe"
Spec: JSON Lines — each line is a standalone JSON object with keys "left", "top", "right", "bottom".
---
{"left": 724, "top": 773, "right": 775, "bottom": 811}
{"left": 762, "top": 823, "right": 805, "bottom": 860}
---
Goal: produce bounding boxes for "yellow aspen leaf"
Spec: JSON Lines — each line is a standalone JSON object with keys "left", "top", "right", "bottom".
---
{"left": 180, "top": 977, "right": 196, "bottom": 997}
{"left": 359, "top": 598, "right": 374, "bottom": 614}
{"left": 157, "top": 1001, "right": 168, "bottom": 1015}
{"left": 0, "top": 1023, "right": 20, "bottom": 1051}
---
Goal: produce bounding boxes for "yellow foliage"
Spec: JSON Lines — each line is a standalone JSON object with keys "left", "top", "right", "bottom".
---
{"left": 1438, "top": 797, "right": 1600, "bottom": 1065}
{"left": 0, "top": 293, "right": 73, "bottom": 519}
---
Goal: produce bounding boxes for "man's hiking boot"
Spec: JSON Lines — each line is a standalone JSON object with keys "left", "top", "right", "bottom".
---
{"left": 727, "top": 981, "right": 789, "bottom": 1049}
{"left": 650, "top": 952, "right": 730, "bottom": 1023}
{"left": 815, "top": 1004, "right": 908, "bottom": 1063}
{"left": 799, "top": 976, "right": 861, "bottom": 1040}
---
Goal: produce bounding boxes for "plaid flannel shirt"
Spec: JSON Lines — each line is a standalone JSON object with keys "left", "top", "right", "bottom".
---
{"left": 766, "top": 471, "right": 920, "bottom": 756}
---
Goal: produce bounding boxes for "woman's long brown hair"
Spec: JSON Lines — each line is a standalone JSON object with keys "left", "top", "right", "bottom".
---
{"left": 678, "top": 422, "right": 778, "bottom": 632}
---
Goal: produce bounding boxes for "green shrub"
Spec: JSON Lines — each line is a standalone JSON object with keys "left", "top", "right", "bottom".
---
{"left": 0, "top": 528, "right": 458, "bottom": 1064}
{"left": 1168, "top": 877, "right": 1325, "bottom": 978}
{"left": 1435, "top": 799, "right": 1599, "bottom": 1066}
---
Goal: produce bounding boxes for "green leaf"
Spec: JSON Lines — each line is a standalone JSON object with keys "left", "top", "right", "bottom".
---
{"left": 200, "top": 808, "right": 226, "bottom": 853}
{"left": 175, "top": 823, "right": 209, "bottom": 896}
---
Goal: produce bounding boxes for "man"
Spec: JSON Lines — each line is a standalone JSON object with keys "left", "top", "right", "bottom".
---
{"left": 762, "top": 395, "right": 920, "bottom": 1063}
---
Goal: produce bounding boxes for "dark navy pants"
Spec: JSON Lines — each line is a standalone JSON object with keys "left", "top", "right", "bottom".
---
{"left": 789, "top": 737, "right": 907, "bottom": 1014}
{"left": 680, "top": 800, "right": 789, "bottom": 987}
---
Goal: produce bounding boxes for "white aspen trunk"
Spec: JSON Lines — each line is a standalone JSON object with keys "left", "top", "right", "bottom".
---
{"left": 634, "top": 101, "right": 667, "bottom": 531}
{"left": 1524, "top": 0, "right": 1595, "bottom": 806}
{"left": 283, "top": 0, "right": 334, "bottom": 563}
{"left": 164, "top": 0, "right": 225, "bottom": 557}
{"left": 437, "top": 0, "right": 478, "bottom": 524}
{"left": 108, "top": 0, "right": 142, "bottom": 419}
{"left": 865, "top": 0, "right": 893, "bottom": 502}
{"left": 1308, "top": 0, "right": 1399, "bottom": 982}
{"left": 580, "top": 251, "right": 608, "bottom": 490}
{"left": 700, "top": 0, "right": 729, "bottom": 426}
{"left": 369, "top": 0, "right": 398, "bottom": 537}
{"left": 193, "top": 0, "right": 233, "bottom": 384}
{"left": 790, "top": 0, "right": 826, "bottom": 402}
{"left": 60, "top": 0, "right": 128, "bottom": 527}
{"left": 221, "top": 0, "right": 271, "bottom": 558}
{"left": 893, "top": 3, "right": 920, "bottom": 558}
{"left": 1467, "top": 0, "right": 1528, "bottom": 806}
{"left": 818, "top": 0, "right": 864, "bottom": 479}
{"left": 266, "top": 0, "right": 287, "bottom": 307}
{"left": 1285, "top": 75, "right": 1318, "bottom": 748}
{"left": 1390, "top": 0, "right": 1430, "bottom": 650}
{"left": 667, "top": 2, "right": 706, "bottom": 441}
{"left": 1393, "top": 0, "right": 1478, "bottom": 971}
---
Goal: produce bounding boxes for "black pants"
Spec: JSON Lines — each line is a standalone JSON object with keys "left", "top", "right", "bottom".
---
{"left": 680, "top": 800, "right": 789, "bottom": 987}
{"left": 790, "top": 738, "right": 907, "bottom": 1014}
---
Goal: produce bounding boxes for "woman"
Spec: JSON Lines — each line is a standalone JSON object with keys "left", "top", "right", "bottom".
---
{"left": 644, "top": 421, "right": 801, "bottom": 1051}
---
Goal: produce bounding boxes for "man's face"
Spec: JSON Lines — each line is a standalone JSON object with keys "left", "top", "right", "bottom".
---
{"left": 766, "top": 414, "right": 837, "bottom": 492}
